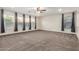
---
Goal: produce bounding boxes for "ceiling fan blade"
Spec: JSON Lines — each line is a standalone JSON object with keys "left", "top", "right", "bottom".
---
{"left": 36, "top": 7, "right": 46, "bottom": 13}
{"left": 40, "top": 10, "right": 46, "bottom": 11}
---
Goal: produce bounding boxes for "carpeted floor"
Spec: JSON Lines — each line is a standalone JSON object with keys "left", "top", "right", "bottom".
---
{"left": 0, "top": 30, "right": 78, "bottom": 51}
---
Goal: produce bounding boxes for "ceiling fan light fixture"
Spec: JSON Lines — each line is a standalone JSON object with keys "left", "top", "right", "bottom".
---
{"left": 58, "top": 8, "right": 63, "bottom": 12}
{"left": 39, "top": 7, "right": 45, "bottom": 10}
{"left": 33, "top": 7, "right": 46, "bottom": 11}
{"left": 33, "top": 7, "right": 37, "bottom": 10}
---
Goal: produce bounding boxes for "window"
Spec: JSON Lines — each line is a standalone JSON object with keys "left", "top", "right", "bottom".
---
{"left": 31, "top": 16, "right": 35, "bottom": 30}
{"left": 18, "top": 14, "right": 23, "bottom": 31}
{"left": 25, "top": 15, "right": 29, "bottom": 30}
{"left": 2, "top": 10, "right": 37, "bottom": 33}
{"left": 64, "top": 13, "right": 72, "bottom": 32}
{"left": 4, "top": 11, "right": 15, "bottom": 33}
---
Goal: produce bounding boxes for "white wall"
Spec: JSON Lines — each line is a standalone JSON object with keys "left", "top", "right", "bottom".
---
{"left": 76, "top": 12, "right": 79, "bottom": 39}
{"left": 40, "top": 14, "right": 62, "bottom": 32}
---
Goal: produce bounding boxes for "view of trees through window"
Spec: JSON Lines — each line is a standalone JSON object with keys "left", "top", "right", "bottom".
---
{"left": 25, "top": 15, "right": 29, "bottom": 30}
{"left": 64, "top": 13, "right": 72, "bottom": 32}
{"left": 18, "top": 14, "right": 23, "bottom": 31}
{"left": 4, "top": 11, "right": 15, "bottom": 33}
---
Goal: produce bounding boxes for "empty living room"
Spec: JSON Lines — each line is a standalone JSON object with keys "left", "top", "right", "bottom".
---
{"left": 0, "top": 7, "right": 79, "bottom": 51}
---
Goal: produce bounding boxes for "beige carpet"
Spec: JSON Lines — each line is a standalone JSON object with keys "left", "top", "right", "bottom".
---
{"left": 0, "top": 30, "right": 78, "bottom": 51}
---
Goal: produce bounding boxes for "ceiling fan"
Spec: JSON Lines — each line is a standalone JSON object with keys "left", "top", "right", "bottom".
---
{"left": 36, "top": 7, "right": 46, "bottom": 13}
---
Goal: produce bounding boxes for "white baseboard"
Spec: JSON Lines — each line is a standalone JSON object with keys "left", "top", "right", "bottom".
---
{"left": 40, "top": 29, "right": 76, "bottom": 34}
{"left": 0, "top": 29, "right": 38, "bottom": 36}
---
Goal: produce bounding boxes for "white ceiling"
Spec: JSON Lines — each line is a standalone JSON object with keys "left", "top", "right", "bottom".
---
{"left": 0, "top": 7, "right": 79, "bottom": 16}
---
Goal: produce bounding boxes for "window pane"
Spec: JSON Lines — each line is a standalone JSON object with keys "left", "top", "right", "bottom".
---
{"left": 18, "top": 14, "right": 23, "bottom": 31}
{"left": 64, "top": 13, "right": 72, "bottom": 32}
{"left": 4, "top": 11, "right": 15, "bottom": 33}
{"left": 25, "top": 15, "right": 29, "bottom": 30}
{"left": 31, "top": 16, "right": 35, "bottom": 30}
